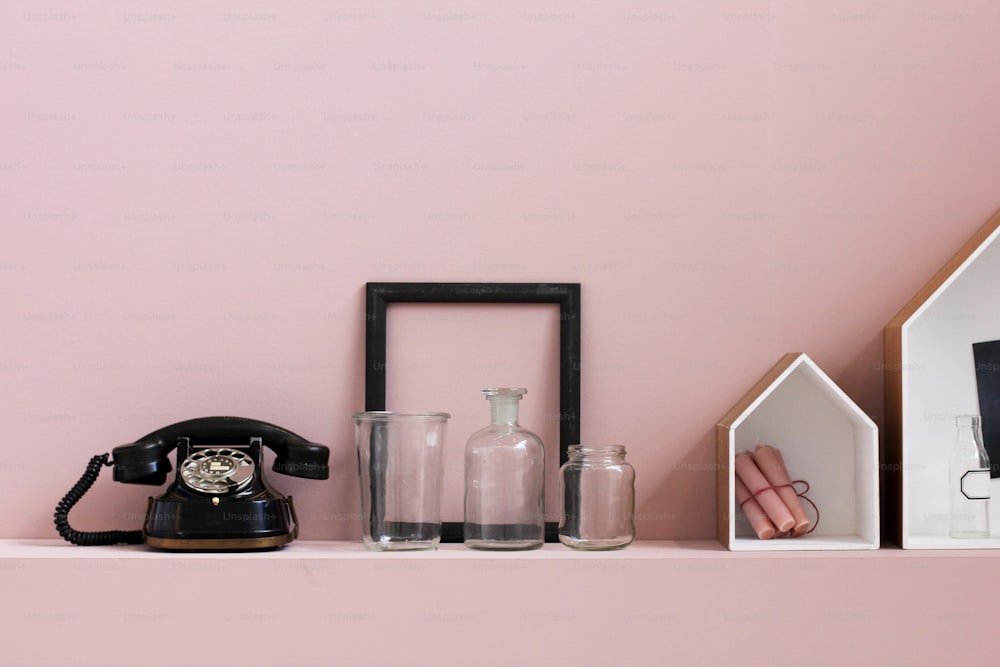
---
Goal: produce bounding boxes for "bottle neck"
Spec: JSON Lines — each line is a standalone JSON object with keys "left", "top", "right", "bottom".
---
{"left": 957, "top": 416, "right": 983, "bottom": 445}
{"left": 489, "top": 398, "right": 520, "bottom": 425}
{"left": 958, "top": 425, "right": 977, "bottom": 441}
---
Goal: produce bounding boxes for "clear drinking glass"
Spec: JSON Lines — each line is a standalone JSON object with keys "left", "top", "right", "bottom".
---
{"left": 464, "top": 388, "right": 545, "bottom": 550}
{"left": 354, "top": 411, "right": 450, "bottom": 551}
{"left": 950, "top": 414, "right": 990, "bottom": 538}
{"left": 559, "top": 445, "right": 635, "bottom": 550}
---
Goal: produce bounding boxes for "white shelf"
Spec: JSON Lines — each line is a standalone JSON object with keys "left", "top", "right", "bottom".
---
{"left": 0, "top": 538, "right": 719, "bottom": 560}
{"left": 2, "top": 539, "right": 997, "bottom": 666}
{"left": 2, "top": 538, "right": 995, "bottom": 559}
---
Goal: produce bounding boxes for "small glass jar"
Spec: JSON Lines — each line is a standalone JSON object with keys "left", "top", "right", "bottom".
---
{"left": 559, "top": 445, "right": 635, "bottom": 550}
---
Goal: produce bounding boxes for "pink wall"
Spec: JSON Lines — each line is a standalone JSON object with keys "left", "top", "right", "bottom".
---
{"left": 3, "top": 2, "right": 1000, "bottom": 542}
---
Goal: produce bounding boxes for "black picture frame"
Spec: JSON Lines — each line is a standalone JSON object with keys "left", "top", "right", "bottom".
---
{"left": 364, "top": 282, "right": 581, "bottom": 543}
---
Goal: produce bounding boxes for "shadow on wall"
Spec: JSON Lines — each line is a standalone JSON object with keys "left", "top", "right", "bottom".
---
{"left": 834, "top": 331, "right": 886, "bottom": 538}
{"left": 636, "top": 427, "right": 717, "bottom": 540}
{"left": 835, "top": 331, "right": 885, "bottom": 434}
{"left": 321, "top": 285, "right": 371, "bottom": 540}
{"left": 638, "top": 333, "right": 887, "bottom": 543}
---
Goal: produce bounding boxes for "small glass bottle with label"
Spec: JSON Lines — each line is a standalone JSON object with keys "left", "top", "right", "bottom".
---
{"left": 950, "top": 414, "right": 991, "bottom": 538}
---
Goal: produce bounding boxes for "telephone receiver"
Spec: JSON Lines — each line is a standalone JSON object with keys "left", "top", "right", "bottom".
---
{"left": 55, "top": 417, "right": 330, "bottom": 551}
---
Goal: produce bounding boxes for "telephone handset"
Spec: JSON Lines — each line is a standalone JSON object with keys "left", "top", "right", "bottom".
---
{"left": 55, "top": 417, "right": 330, "bottom": 551}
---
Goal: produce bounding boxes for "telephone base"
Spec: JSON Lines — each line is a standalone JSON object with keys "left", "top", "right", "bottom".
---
{"left": 142, "top": 495, "right": 299, "bottom": 552}
{"left": 144, "top": 533, "right": 294, "bottom": 552}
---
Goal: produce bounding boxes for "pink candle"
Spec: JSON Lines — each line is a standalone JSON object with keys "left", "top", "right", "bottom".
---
{"left": 734, "top": 475, "right": 776, "bottom": 539}
{"left": 734, "top": 452, "right": 794, "bottom": 532}
{"left": 752, "top": 445, "right": 811, "bottom": 536}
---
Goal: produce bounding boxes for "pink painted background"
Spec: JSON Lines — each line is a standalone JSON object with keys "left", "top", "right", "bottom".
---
{"left": 3, "top": 1, "right": 1000, "bottom": 544}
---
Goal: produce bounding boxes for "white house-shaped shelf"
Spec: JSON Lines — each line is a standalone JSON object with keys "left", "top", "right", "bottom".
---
{"left": 717, "top": 352, "right": 879, "bottom": 551}
{"left": 886, "top": 207, "right": 1000, "bottom": 549}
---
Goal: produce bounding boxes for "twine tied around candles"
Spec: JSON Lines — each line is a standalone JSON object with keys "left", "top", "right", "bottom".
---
{"left": 739, "top": 479, "right": 819, "bottom": 535}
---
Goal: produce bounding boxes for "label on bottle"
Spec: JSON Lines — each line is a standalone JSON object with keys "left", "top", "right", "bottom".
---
{"left": 961, "top": 469, "right": 991, "bottom": 500}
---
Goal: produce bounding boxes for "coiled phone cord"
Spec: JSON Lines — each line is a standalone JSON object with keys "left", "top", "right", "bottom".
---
{"left": 53, "top": 453, "right": 143, "bottom": 546}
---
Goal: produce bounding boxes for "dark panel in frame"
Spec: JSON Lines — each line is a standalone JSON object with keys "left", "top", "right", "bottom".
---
{"left": 973, "top": 340, "right": 1000, "bottom": 477}
{"left": 364, "top": 282, "right": 581, "bottom": 543}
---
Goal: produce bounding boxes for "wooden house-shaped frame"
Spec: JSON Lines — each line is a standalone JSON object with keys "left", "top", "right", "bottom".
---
{"left": 886, "top": 208, "right": 1000, "bottom": 548}
{"left": 717, "top": 353, "right": 879, "bottom": 550}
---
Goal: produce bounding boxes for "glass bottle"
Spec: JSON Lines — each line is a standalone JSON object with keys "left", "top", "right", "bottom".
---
{"left": 949, "top": 414, "right": 990, "bottom": 538}
{"left": 464, "top": 388, "right": 545, "bottom": 550}
{"left": 559, "top": 445, "right": 635, "bottom": 550}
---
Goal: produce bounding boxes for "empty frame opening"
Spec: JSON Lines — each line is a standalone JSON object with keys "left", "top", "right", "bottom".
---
{"left": 385, "top": 302, "right": 562, "bottom": 523}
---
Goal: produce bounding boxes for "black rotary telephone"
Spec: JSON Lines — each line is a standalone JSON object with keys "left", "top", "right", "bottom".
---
{"left": 54, "top": 417, "right": 330, "bottom": 551}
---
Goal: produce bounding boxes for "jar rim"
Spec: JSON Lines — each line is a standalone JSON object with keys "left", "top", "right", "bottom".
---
{"left": 352, "top": 411, "right": 451, "bottom": 421}
{"left": 569, "top": 444, "right": 626, "bottom": 453}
